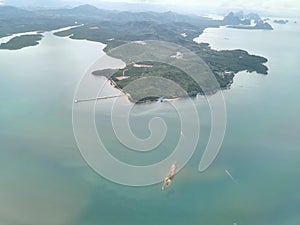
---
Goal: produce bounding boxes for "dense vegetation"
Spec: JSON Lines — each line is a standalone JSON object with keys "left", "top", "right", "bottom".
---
{"left": 51, "top": 6, "right": 221, "bottom": 51}
{"left": 0, "top": 34, "right": 43, "bottom": 50}
{"left": 184, "top": 42, "right": 268, "bottom": 74}
{"left": 92, "top": 44, "right": 268, "bottom": 102}
{"left": 0, "top": 6, "right": 75, "bottom": 39}
{"left": 94, "top": 62, "right": 202, "bottom": 102}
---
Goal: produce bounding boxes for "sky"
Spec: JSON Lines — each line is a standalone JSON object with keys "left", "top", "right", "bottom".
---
{"left": 82, "top": 0, "right": 300, "bottom": 15}
{"left": 81, "top": 0, "right": 300, "bottom": 10}
{"left": 1, "top": 0, "right": 300, "bottom": 16}
{"left": 73, "top": 0, "right": 300, "bottom": 15}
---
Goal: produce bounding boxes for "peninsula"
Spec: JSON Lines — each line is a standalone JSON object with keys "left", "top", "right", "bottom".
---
{"left": 0, "top": 34, "right": 43, "bottom": 50}
{"left": 92, "top": 42, "right": 268, "bottom": 103}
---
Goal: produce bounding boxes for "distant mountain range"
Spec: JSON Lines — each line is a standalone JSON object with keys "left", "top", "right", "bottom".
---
{"left": 0, "top": 4, "right": 217, "bottom": 38}
{"left": 3, "top": 0, "right": 176, "bottom": 12}
{"left": 0, "top": 5, "right": 274, "bottom": 40}
{"left": 0, "top": 4, "right": 207, "bottom": 22}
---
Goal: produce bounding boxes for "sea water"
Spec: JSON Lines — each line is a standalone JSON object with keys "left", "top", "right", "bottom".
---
{"left": 0, "top": 19, "right": 300, "bottom": 225}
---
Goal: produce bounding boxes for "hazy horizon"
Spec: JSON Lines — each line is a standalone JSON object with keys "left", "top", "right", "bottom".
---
{"left": 1, "top": 0, "right": 300, "bottom": 17}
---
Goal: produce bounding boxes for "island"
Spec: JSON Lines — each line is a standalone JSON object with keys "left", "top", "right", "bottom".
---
{"left": 0, "top": 34, "right": 43, "bottom": 50}
{"left": 223, "top": 11, "right": 273, "bottom": 30}
{"left": 228, "top": 20, "right": 273, "bottom": 30}
{"left": 274, "top": 19, "right": 289, "bottom": 24}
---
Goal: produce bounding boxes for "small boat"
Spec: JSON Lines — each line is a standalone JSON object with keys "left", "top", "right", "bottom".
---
{"left": 161, "top": 163, "right": 176, "bottom": 191}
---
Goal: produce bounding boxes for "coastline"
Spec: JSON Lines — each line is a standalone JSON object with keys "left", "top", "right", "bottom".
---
{"left": 97, "top": 74, "right": 224, "bottom": 104}
{"left": 108, "top": 78, "right": 132, "bottom": 103}
{"left": 0, "top": 25, "right": 83, "bottom": 50}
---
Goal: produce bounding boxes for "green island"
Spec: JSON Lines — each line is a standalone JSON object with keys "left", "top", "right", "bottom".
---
{"left": 0, "top": 34, "right": 43, "bottom": 50}
{"left": 0, "top": 5, "right": 269, "bottom": 101}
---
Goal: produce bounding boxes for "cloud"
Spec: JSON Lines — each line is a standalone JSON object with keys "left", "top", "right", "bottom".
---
{"left": 0, "top": 0, "right": 4, "bottom": 5}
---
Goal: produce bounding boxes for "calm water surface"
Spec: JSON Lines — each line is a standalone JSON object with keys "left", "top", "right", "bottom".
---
{"left": 0, "top": 20, "right": 300, "bottom": 225}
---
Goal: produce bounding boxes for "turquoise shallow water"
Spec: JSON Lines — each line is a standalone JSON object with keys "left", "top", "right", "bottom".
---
{"left": 0, "top": 19, "right": 300, "bottom": 225}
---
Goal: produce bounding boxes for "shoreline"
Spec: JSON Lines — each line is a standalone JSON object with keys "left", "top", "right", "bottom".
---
{"left": 98, "top": 75, "right": 228, "bottom": 104}
{"left": 0, "top": 25, "right": 83, "bottom": 50}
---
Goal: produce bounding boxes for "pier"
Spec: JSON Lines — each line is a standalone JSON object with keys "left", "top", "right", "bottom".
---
{"left": 74, "top": 94, "right": 125, "bottom": 103}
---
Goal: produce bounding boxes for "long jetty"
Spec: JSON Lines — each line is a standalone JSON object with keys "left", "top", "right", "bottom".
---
{"left": 74, "top": 94, "right": 125, "bottom": 103}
